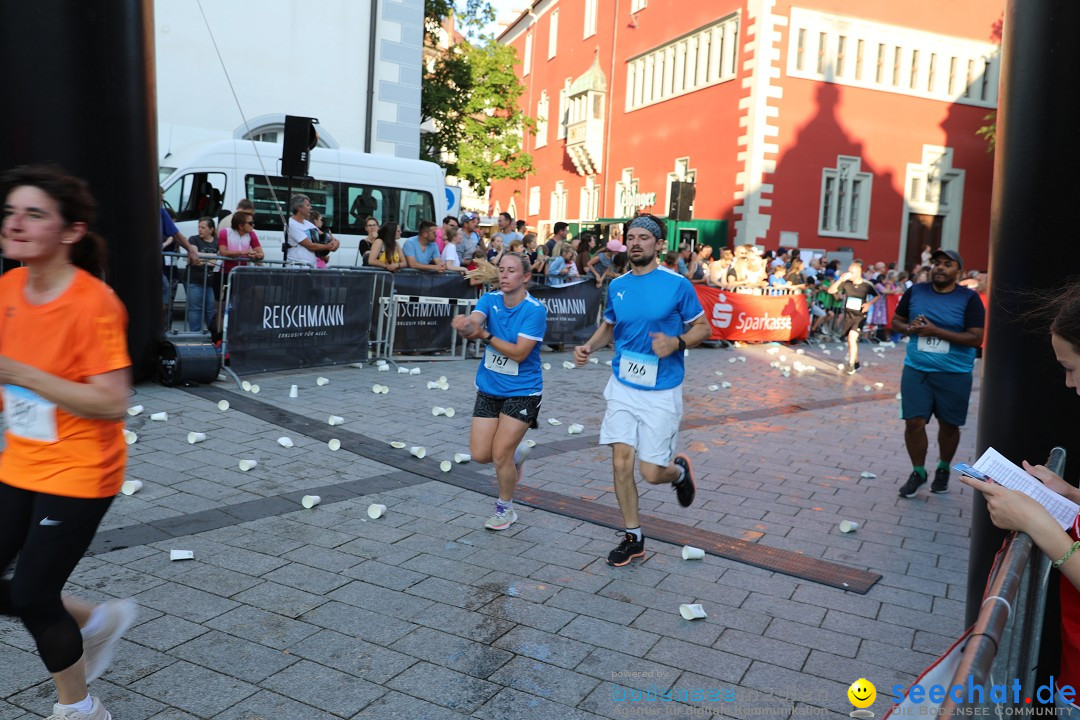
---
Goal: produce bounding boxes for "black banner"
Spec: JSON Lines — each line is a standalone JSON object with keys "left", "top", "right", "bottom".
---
{"left": 529, "top": 280, "right": 603, "bottom": 345}
{"left": 226, "top": 267, "right": 377, "bottom": 375}
{"left": 391, "top": 271, "right": 476, "bottom": 353}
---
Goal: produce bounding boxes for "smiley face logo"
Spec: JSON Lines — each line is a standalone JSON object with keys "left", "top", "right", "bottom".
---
{"left": 848, "top": 678, "right": 877, "bottom": 709}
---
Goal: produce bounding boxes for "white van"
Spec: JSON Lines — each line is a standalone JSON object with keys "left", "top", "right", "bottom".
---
{"left": 159, "top": 139, "right": 447, "bottom": 267}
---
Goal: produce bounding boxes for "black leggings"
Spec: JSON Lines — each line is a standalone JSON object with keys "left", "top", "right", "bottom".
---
{"left": 0, "top": 482, "right": 113, "bottom": 673}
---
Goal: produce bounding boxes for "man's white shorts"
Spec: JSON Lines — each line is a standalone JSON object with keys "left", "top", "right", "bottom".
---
{"left": 599, "top": 375, "right": 683, "bottom": 466}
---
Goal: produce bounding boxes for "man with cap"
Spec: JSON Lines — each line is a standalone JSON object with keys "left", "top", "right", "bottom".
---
{"left": 892, "top": 249, "right": 985, "bottom": 497}
{"left": 574, "top": 214, "right": 710, "bottom": 566}
{"left": 459, "top": 211, "right": 482, "bottom": 262}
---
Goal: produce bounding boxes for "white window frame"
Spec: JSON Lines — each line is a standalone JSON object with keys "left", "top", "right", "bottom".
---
{"left": 528, "top": 186, "right": 541, "bottom": 217}
{"left": 523, "top": 33, "right": 533, "bottom": 76}
{"left": 614, "top": 168, "right": 638, "bottom": 218}
{"left": 631, "top": 0, "right": 647, "bottom": 12}
{"left": 550, "top": 181, "right": 567, "bottom": 222}
{"left": 818, "top": 156, "right": 872, "bottom": 239}
{"left": 584, "top": 0, "right": 598, "bottom": 39}
{"left": 535, "top": 91, "right": 549, "bottom": 149}
{"left": 625, "top": 14, "right": 739, "bottom": 112}
{"left": 507, "top": 198, "right": 518, "bottom": 221}
{"left": 579, "top": 177, "right": 599, "bottom": 221}
{"left": 557, "top": 79, "right": 571, "bottom": 140}
{"left": 548, "top": 10, "right": 559, "bottom": 60}
{"left": 786, "top": 7, "right": 1000, "bottom": 109}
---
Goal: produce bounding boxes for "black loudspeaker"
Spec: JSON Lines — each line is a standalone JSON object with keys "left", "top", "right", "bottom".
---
{"left": 669, "top": 181, "right": 696, "bottom": 221}
{"left": 157, "top": 336, "right": 220, "bottom": 386}
{"left": 281, "top": 115, "right": 319, "bottom": 177}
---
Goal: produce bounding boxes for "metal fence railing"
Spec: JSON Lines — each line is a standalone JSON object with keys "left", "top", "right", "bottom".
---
{"left": 940, "top": 446, "right": 1068, "bottom": 714}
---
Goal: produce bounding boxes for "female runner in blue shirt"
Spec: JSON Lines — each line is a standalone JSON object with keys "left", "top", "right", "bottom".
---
{"left": 452, "top": 252, "right": 547, "bottom": 530}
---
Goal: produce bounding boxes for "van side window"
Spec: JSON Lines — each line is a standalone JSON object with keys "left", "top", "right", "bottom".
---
{"left": 340, "top": 183, "right": 435, "bottom": 237}
{"left": 161, "top": 172, "right": 227, "bottom": 222}
{"left": 245, "top": 175, "right": 336, "bottom": 232}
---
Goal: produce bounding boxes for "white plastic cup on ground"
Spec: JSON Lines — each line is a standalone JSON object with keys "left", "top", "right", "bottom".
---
{"left": 562, "top": 361, "right": 574, "bottom": 369}
{"left": 127, "top": 405, "right": 144, "bottom": 416}
{"left": 589, "top": 357, "right": 599, "bottom": 364}
{"left": 427, "top": 381, "right": 439, "bottom": 389}
{"left": 289, "top": 385, "right": 298, "bottom": 398}
{"left": 378, "top": 365, "right": 390, "bottom": 372}
{"left": 317, "top": 377, "right": 330, "bottom": 386}
{"left": 327, "top": 439, "right": 341, "bottom": 451}
{"left": 187, "top": 432, "right": 207, "bottom": 444}
{"left": 542, "top": 363, "right": 551, "bottom": 370}
{"left": 568, "top": 424, "right": 584, "bottom": 434}
{"left": 122, "top": 429, "right": 138, "bottom": 445}
{"left": 440, "top": 460, "right": 452, "bottom": 472}
{"left": 398, "top": 367, "right": 410, "bottom": 374}
{"left": 547, "top": 418, "right": 562, "bottom": 426}
{"left": 860, "top": 471, "right": 877, "bottom": 479}
{"left": 410, "top": 446, "right": 426, "bottom": 458}
{"left": 728, "top": 358, "right": 737, "bottom": 364}
{"left": 389, "top": 441, "right": 407, "bottom": 449}
{"left": 432, "top": 406, "right": 446, "bottom": 416}
{"left": 277, "top": 437, "right": 294, "bottom": 448}
{"left": 241, "top": 380, "right": 252, "bottom": 391}
{"left": 708, "top": 384, "right": 719, "bottom": 391}
{"left": 250, "top": 384, "right": 260, "bottom": 394}
{"left": 350, "top": 362, "right": 364, "bottom": 368}
{"left": 170, "top": 550, "right": 195, "bottom": 561}
{"left": 839, "top": 520, "right": 860, "bottom": 533}
{"left": 410, "top": 367, "right": 421, "bottom": 375}
{"left": 217, "top": 400, "right": 230, "bottom": 411}
{"left": 376, "top": 359, "right": 388, "bottom": 366}
{"left": 445, "top": 408, "right": 455, "bottom": 418}
{"left": 679, "top": 603, "right": 708, "bottom": 620}
{"left": 525, "top": 439, "right": 536, "bottom": 447}
{"left": 681, "top": 546, "right": 705, "bottom": 561}
{"left": 721, "top": 381, "right": 732, "bottom": 389}
{"left": 302, "top": 495, "right": 321, "bottom": 509}
{"left": 328, "top": 415, "right": 345, "bottom": 426}
{"left": 238, "top": 459, "right": 258, "bottom": 471}
{"left": 367, "top": 503, "right": 387, "bottom": 519}
{"left": 150, "top": 411, "right": 168, "bottom": 422}
{"left": 454, "top": 453, "right": 471, "bottom": 463}
{"left": 437, "top": 381, "right": 449, "bottom": 390}
{"left": 121, "top": 480, "right": 143, "bottom": 496}
{"left": 373, "top": 384, "right": 384, "bottom": 394}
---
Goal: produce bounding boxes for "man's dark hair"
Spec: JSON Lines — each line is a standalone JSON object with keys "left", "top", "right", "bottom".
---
{"left": 442, "top": 215, "right": 457, "bottom": 225}
{"left": 516, "top": 220, "right": 526, "bottom": 231}
{"left": 499, "top": 212, "right": 512, "bottom": 222}
{"left": 553, "top": 222, "right": 569, "bottom": 235}
{"left": 419, "top": 220, "right": 437, "bottom": 234}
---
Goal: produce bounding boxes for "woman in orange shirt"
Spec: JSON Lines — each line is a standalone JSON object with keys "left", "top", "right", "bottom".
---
{"left": 0, "top": 166, "right": 136, "bottom": 720}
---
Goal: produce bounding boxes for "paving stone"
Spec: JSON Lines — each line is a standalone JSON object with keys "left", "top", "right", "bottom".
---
{"left": 124, "top": 614, "right": 210, "bottom": 652}
{"left": 416, "top": 602, "right": 518, "bottom": 644}
{"left": 406, "top": 575, "right": 501, "bottom": 611}
{"left": 492, "top": 625, "right": 595, "bottom": 670}
{"left": 547, "top": 587, "right": 645, "bottom": 625}
{"left": 95, "top": 639, "right": 178, "bottom": 685}
{"left": 171, "top": 563, "right": 265, "bottom": 597}
{"left": 473, "top": 686, "right": 606, "bottom": 720}
{"left": 479, "top": 596, "right": 576, "bottom": 634}
{"left": 400, "top": 552, "right": 494, "bottom": 584}
{"left": 559, "top": 615, "right": 660, "bottom": 656}
{"left": 351, "top": 690, "right": 472, "bottom": 720}
{"left": 741, "top": 593, "right": 828, "bottom": 625}
{"left": 574, "top": 647, "right": 682, "bottom": 694}
{"left": 763, "top": 618, "right": 861, "bottom": 658}
{"left": 390, "top": 626, "right": 513, "bottom": 678}
{"left": 260, "top": 561, "right": 351, "bottom": 595}
{"left": 644, "top": 636, "right": 750, "bottom": 684}
{"left": 205, "top": 605, "right": 322, "bottom": 650}
{"left": 130, "top": 660, "right": 259, "bottom": 718}
{"left": 132, "top": 583, "right": 240, "bottom": 623}
{"left": 289, "top": 628, "right": 417, "bottom": 684}
{"left": 231, "top": 580, "right": 328, "bottom": 618}
{"left": 714, "top": 628, "right": 809, "bottom": 671}
{"left": 486, "top": 656, "right": 600, "bottom": 706}
{"left": 299, "top": 601, "right": 418, "bottom": 647}
{"left": 387, "top": 661, "right": 500, "bottom": 713}
{"left": 262, "top": 660, "right": 385, "bottom": 717}
{"left": 629, "top": 608, "right": 724, "bottom": 647}
{"left": 279, "top": 544, "right": 364, "bottom": 573}
{"left": 329, "top": 579, "right": 435, "bottom": 620}
{"left": 529, "top": 564, "right": 613, "bottom": 594}
{"left": 211, "top": 689, "right": 342, "bottom": 720}
{"left": 171, "top": 630, "right": 298, "bottom": 683}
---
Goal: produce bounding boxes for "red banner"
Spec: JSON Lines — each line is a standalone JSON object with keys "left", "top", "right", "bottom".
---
{"left": 695, "top": 287, "right": 810, "bottom": 342}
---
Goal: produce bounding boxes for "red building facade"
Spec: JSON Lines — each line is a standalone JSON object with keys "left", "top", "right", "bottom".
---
{"left": 490, "top": 0, "right": 1003, "bottom": 271}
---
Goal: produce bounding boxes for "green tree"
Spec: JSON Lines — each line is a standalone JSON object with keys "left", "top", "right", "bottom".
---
{"left": 976, "top": 112, "right": 996, "bottom": 154}
{"left": 422, "top": 1, "right": 533, "bottom": 191}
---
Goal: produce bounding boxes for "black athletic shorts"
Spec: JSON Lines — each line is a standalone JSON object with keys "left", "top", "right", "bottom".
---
{"left": 841, "top": 312, "right": 866, "bottom": 336}
{"left": 473, "top": 391, "right": 542, "bottom": 428}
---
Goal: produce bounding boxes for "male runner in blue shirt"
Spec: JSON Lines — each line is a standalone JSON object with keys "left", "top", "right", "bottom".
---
{"left": 892, "top": 249, "right": 985, "bottom": 497}
{"left": 574, "top": 215, "right": 711, "bottom": 566}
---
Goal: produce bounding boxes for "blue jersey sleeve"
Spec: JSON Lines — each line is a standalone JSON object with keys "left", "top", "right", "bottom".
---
{"left": 603, "top": 282, "right": 617, "bottom": 324}
{"left": 520, "top": 302, "right": 547, "bottom": 341}
{"left": 474, "top": 292, "right": 493, "bottom": 317}
{"left": 677, "top": 278, "right": 705, "bottom": 323}
{"left": 964, "top": 292, "right": 986, "bottom": 329}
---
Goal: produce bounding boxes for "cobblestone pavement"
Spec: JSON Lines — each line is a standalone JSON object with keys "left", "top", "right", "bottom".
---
{"left": 0, "top": 338, "right": 984, "bottom": 720}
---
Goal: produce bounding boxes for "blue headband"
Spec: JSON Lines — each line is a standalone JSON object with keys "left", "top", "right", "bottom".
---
{"left": 628, "top": 216, "right": 663, "bottom": 239}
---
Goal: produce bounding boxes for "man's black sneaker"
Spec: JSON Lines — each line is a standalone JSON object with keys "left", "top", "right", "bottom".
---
{"left": 931, "top": 467, "right": 950, "bottom": 493}
{"left": 607, "top": 532, "right": 645, "bottom": 567}
{"left": 898, "top": 471, "right": 927, "bottom": 498}
{"left": 672, "top": 454, "right": 696, "bottom": 508}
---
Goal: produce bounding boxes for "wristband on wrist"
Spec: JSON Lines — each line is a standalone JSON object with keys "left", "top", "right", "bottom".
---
{"left": 1053, "top": 540, "right": 1080, "bottom": 570}
{"left": 677, "top": 336, "right": 687, "bottom": 352}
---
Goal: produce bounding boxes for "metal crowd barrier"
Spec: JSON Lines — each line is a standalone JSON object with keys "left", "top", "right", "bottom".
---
{"left": 940, "top": 446, "right": 1068, "bottom": 714}
{"left": 378, "top": 292, "right": 478, "bottom": 363}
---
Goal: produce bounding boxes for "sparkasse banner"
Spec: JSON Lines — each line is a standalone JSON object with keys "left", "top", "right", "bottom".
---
{"left": 695, "top": 286, "right": 810, "bottom": 342}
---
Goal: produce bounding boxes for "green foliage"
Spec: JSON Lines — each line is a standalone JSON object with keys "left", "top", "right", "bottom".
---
{"left": 976, "top": 111, "right": 996, "bottom": 154}
{"left": 422, "top": 0, "right": 533, "bottom": 191}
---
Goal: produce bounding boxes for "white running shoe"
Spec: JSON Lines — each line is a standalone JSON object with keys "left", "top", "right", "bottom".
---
{"left": 81, "top": 599, "right": 138, "bottom": 683}
{"left": 46, "top": 696, "right": 112, "bottom": 720}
